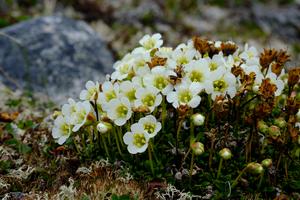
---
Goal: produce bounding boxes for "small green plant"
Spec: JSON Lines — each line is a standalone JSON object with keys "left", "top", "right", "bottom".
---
{"left": 52, "top": 34, "right": 300, "bottom": 198}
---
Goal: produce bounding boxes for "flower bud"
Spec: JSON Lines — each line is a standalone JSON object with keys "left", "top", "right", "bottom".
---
{"left": 257, "top": 120, "right": 268, "bottom": 134}
{"left": 274, "top": 117, "right": 286, "bottom": 129}
{"left": 247, "top": 162, "right": 264, "bottom": 174}
{"left": 219, "top": 148, "right": 232, "bottom": 160}
{"left": 190, "top": 142, "right": 204, "bottom": 155}
{"left": 297, "top": 109, "right": 300, "bottom": 122}
{"left": 97, "top": 122, "right": 112, "bottom": 134}
{"left": 268, "top": 125, "right": 281, "bottom": 138}
{"left": 191, "top": 113, "right": 205, "bottom": 126}
{"left": 261, "top": 159, "right": 272, "bottom": 168}
{"left": 52, "top": 111, "right": 61, "bottom": 119}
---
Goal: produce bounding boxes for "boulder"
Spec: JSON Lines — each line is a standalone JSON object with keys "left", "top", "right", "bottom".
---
{"left": 0, "top": 16, "right": 114, "bottom": 104}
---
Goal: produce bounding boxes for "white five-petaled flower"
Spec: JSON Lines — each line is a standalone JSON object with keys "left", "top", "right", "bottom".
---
{"left": 167, "top": 81, "right": 201, "bottom": 108}
{"left": 143, "top": 66, "right": 176, "bottom": 95}
{"left": 72, "top": 101, "right": 92, "bottom": 132}
{"left": 62, "top": 98, "right": 77, "bottom": 125}
{"left": 134, "top": 86, "right": 162, "bottom": 113}
{"left": 123, "top": 124, "right": 150, "bottom": 154}
{"left": 52, "top": 115, "right": 72, "bottom": 145}
{"left": 239, "top": 44, "right": 259, "bottom": 65}
{"left": 131, "top": 52, "right": 151, "bottom": 76}
{"left": 205, "top": 53, "right": 226, "bottom": 71}
{"left": 138, "top": 33, "right": 163, "bottom": 50}
{"left": 167, "top": 47, "right": 196, "bottom": 69}
{"left": 206, "top": 67, "right": 237, "bottom": 100}
{"left": 183, "top": 59, "right": 213, "bottom": 92}
{"left": 119, "top": 80, "right": 139, "bottom": 105}
{"left": 79, "top": 80, "right": 99, "bottom": 101}
{"left": 136, "top": 115, "right": 161, "bottom": 138}
{"left": 97, "top": 81, "right": 119, "bottom": 107}
{"left": 111, "top": 53, "right": 134, "bottom": 80}
{"left": 105, "top": 97, "right": 132, "bottom": 126}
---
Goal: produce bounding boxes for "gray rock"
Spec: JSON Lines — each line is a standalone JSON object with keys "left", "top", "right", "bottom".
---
{"left": 251, "top": 3, "right": 300, "bottom": 42}
{"left": 0, "top": 16, "right": 114, "bottom": 104}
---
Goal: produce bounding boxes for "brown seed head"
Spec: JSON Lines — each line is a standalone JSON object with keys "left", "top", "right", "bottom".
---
{"left": 220, "top": 42, "right": 238, "bottom": 56}
{"left": 288, "top": 67, "right": 300, "bottom": 88}
{"left": 259, "top": 78, "right": 277, "bottom": 99}
{"left": 147, "top": 56, "right": 167, "bottom": 69}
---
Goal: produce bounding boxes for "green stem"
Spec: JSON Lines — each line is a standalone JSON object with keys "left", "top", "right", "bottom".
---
{"left": 190, "top": 109, "right": 194, "bottom": 139}
{"left": 232, "top": 166, "right": 248, "bottom": 189}
{"left": 217, "top": 158, "right": 223, "bottom": 179}
{"left": 113, "top": 127, "right": 123, "bottom": 156}
{"left": 117, "top": 126, "right": 125, "bottom": 147}
{"left": 150, "top": 141, "right": 159, "bottom": 164}
{"left": 161, "top": 97, "right": 166, "bottom": 133}
{"left": 176, "top": 119, "right": 184, "bottom": 159}
{"left": 148, "top": 145, "right": 155, "bottom": 175}
{"left": 189, "top": 152, "right": 195, "bottom": 178}
{"left": 258, "top": 173, "right": 264, "bottom": 189}
{"left": 102, "top": 135, "right": 110, "bottom": 159}
{"left": 73, "top": 138, "right": 81, "bottom": 154}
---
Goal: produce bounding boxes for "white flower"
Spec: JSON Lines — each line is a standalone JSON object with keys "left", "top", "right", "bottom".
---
{"left": 97, "top": 81, "right": 119, "bottom": 107}
{"left": 134, "top": 86, "right": 162, "bottom": 112}
{"left": 206, "top": 67, "right": 237, "bottom": 100}
{"left": 205, "top": 53, "right": 226, "bottom": 71}
{"left": 167, "top": 81, "right": 201, "bottom": 108}
{"left": 79, "top": 80, "right": 99, "bottom": 101}
{"left": 137, "top": 115, "right": 161, "bottom": 138}
{"left": 119, "top": 80, "right": 139, "bottom": 104}
{"left": 155, "top": 47, "right": 173, "bottom": 58}
{"left": 143, "top": 66, "right": 176, "bottom": 95}
{"left": 111, "top": 53, "right": 134, "bottom": 80}
{"left": 191, "top": 113, "right": 205, "bottom": 126}
{"left": 167, "top": 47, "right": 196, "bottom": 69}
{"left": 131, "top": 52, "right": 151, "bottom": 76}
{"left": 139, "top": 33, "right": 163, "bottom": 50}
{"left": 62, "top": 98, "right": 77, "bottom": 125}
{"left": 239, "top": 44, "right": 259, "bottom": 65}
{"left": 183, "top": 59, "right": 213, "bottom": 92}
{"left": 296, "top": 109, "right": 300, "bottom": 122}
{"left": 105, "top": 97, "right": 132, "bottom": 126}
{"left": 52, "top": 115, "right": 72, "bottom": 145}
{"left": 72, "top": 101, "right": 92, "bottom": 132}
{"left": 123, "top": 124, "right": 150, "bottom": 154}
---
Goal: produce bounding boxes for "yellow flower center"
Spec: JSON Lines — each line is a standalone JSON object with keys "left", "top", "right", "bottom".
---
{"left": 144, "top": 123, "right": 155, "bottom": 134}
{"left": 126, "top": 89, "right": 136, "bottom": 101}
{"left": 133, "top": 133, "right": 146, "bottom": 148}
{"left": 209, "top": 62, "right": 218, "bottom": 71}
{"left": 177, "top": 56, "right": 189, "bottom": 65}
{"left": 116, "top": 104, "right": 128, "bottom": 118}
{"left": 142, "top": 94, "right": 155, "bottom": 107}
{"left": 61, "top": 124, "right": 70, "bottom": 136}
{"left": 144, "top": 39, "right": 156, "bottom": 50}
{"left": 189, "top": 71, "right": 203, "bottom": 82}
{"left": 154, "top": 76, "right": 168, "bottom": 90}
{"left": 120, "top": 64, "right": 130, "bottom": 74}
{"left": 105, "top": 91, "right": 116, "bottom": 101}
{"left": 178, "top": 90, "right": 192, "bottom": 103}
{"left": 213, "top": 79, "right": 228, "bottom": 92}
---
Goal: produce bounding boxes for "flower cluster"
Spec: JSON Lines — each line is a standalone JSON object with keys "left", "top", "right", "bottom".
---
{"left": 52, "top": 33, "right": 298, "bottom": 151}
{"left": 52, "top": 33, "right": 300, "bottom": 197}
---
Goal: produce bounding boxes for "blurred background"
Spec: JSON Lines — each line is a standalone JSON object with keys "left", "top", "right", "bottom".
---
{"left": 1, "top": 0, "right": 299, "bottom": 59}
{"left": 0, "top": 0, "right": 299, "bottom": 102}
